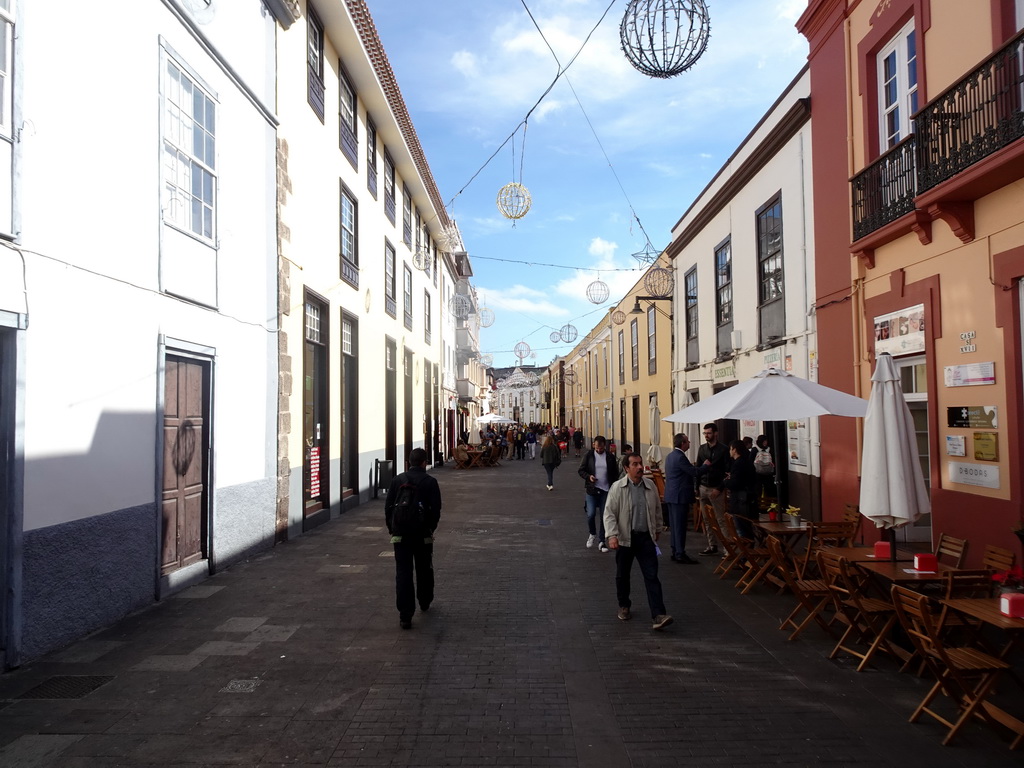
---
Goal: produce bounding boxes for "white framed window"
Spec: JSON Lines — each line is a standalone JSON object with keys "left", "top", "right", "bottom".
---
{"left": 715, "top": 241, "right": 732, "bottom": 326}
{"left": 0, "top": 1, "right": 13, "bottom": 140}
{"left": 647, "top": 306, "right": 656, "bottom": 375}
{"left": 340, "top": 185, "right": 356, "bottom": 264}
{"left": 878, "top": 20, "right": 918, "bottom": 149}
{"left": 163, "top": 55, "right": 217, "bottom": 241}
{"left": 1017, "top": 0, "right": 1024, "bottom": 31}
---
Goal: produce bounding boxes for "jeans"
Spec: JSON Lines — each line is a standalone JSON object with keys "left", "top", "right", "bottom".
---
{"left": 615, "top": 529, "right": 667, "bottom": 619}
{"left": 584, "top": 489, "right": 608, "bottom": 543}
{"left": 730, "top": 490, "right": 756, "bottom": 541}
{"left": 394, "top": 539, "right": 434, "bottom": 620}
{"left": 528, "top": 443, "right": 536, "bottom": 459}
{"left": 543, "top": 464, "right": 556, "bottom": 485}
{"left": 666, "top": 501, "right": 690, "bottom": 557}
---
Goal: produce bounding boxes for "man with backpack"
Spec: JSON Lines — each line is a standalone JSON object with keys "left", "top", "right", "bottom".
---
{"left": 385, "top": 448, "right": 442, "bottom": 629}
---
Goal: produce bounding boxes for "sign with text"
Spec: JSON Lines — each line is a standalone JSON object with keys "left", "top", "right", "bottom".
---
{"left": 873, "top": 304, "right": 925, "bottom": 356}
{"left": 948, "top": 461, "right": 1000, "bottom": 489}
{"left": 946, "top": 405, "right": 998, "bottom": 429}
{"left": 943, "top": 362, "right": 996, "bottom": 387}
{"left": 945, "top": 435, "right": 966, "bottom": 457}
{"left": 973, "top": 432, "right": 998, "bottom": 461}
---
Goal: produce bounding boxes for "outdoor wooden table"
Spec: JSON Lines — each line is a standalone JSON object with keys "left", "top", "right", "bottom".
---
{"left": 465, "top": 450, "right": 486, "bottom": 468}
{"left": 821, "top": 545, "right": 914, "bottom": 562}
{"left": 856, "top": 559, "right": 956, "bottom": 585}
{"left": 753, "top": 520, "right": 811, "bottom": 553}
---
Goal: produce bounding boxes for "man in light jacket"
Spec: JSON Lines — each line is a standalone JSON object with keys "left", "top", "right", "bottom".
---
{"left": 604, "top": 453, "right": 673, "bottom": 631}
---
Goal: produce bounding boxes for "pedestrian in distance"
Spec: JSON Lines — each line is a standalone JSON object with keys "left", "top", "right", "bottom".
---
{"left": 604, "top": 453, "right": 673, "bottom": 631}
{"left": 384, "top": 448, "right": 442, "bottom": 630}
{"left": 572, "top": 428, "right": 585, "bottom": 458}
{"left": 540, "top": 434, "right": 561, "bottom": 491}
{"left": 724, "top": 439, "right": 758, "bottom": 541}
{"left": 526, "top": 427, "right": 538, "bottom": 459}
{"left": 578, "top": 435, "right": 619, "bottom": 553}
{"left": 663, "top": 433, "right": 708, "bottom": 564}
{"left": 697, "top": 423, "right": 730, "bottom": 556}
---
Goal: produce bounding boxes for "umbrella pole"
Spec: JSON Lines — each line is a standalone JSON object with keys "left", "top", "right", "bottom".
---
{"left": 888, "top": 526, "right": 897, "bottom": 562}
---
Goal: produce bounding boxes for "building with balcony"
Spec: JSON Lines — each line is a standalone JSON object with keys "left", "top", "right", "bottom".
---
{"left": 798, "top": 0, "right": 1024, "bottom": 555}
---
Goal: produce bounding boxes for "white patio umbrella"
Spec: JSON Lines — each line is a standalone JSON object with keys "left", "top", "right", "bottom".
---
{"left": 478, "top": 413, "right": 516, "bottom": 425}
{"left": 646, "top": 394, "right": 664, "bottom": 467}
{"left": 674, "top": 390, "right": 701, "bottom": 463}
{"left": 859, "top": 353, "right": 930, "bottom": 559}
{"left": 662, "top": 368, "right": 868, "bottom": 423}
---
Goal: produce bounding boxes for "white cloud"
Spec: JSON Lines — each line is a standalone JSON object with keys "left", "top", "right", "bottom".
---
{"left": 480, "top": 283, "right": 572, "bottom": 318}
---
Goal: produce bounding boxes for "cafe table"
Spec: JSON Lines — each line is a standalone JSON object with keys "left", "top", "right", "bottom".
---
{"left": 753, "top": 520, "right": 811, "bottom": 553}
{"left": 855, "top": 559, "right": 957, "bottom": 586}
{"left": 465, "top": 449, "right": 487, "bottom": 468}
{"left": 820, "top": 546, "right": 914, "bottom": 562}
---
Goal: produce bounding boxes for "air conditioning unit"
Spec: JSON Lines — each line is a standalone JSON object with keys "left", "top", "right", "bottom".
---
{"left": 730, "top": 330, "right": 742, "bottom": 350}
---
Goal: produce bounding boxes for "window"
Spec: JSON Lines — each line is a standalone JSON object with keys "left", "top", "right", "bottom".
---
{"left": 403, "top": 263, "right": 413, "bottom": 330}
{"left": 366, "top": 119, "right": 378, "bottom": 198}
{"left": 432, "top": 243, "right": 438, "bottom": 287}
{"left": 384, "top": 240, "right": 396, "bottom": 318}
{"left": 383, "top": 151, "right": 396, "bottom": 223}
{"left": 163, "top": 57, "right": 217, "bottom": 242}
{"left": 684, "top": 267, "right": 698, "bottom": 364}
{"left": 630, "top": 318, "right": 639, "bottom": 380}
{"left": 338, "top": 65, "right": 358, "bottom": 168}
{"left": 340, "top": 183, "right": 358, "bottom": 288}
{"left": 757, "top": 194, "right": 785, "bottom": 343}
{"left": 647, "top": 306, "right": 657, "bottom": 375}
{"left": 402, "top": 185, "right": 413, "bottom": 247}
{"left": 616, "top": 330, "right": 624, "bottom": 385}
{"left": 0, "top": 0, "right": 12, "bottom": 140}
{"left": 424, "top": 290, "right": 431, "bottom": 344}
{"left": 878, "top": 20, "right": 917, "bottom": 149}
{"left": 715, "top": 241, "right": 732, "bottom": 325}
{"left": 307, "top": 5, "right": 325, "bottom": 121}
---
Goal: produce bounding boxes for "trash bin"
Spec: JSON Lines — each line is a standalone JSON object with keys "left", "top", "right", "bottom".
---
{"left": 374, "top": 458, "right": 394, "bottom": 499}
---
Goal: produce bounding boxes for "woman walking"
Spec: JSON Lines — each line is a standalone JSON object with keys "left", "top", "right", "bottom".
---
{"left": 540, "top": 434, "right": 561, "bottom": 491}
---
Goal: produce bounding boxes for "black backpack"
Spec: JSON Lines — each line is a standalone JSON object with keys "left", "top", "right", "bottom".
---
{"left": 390, "top": 475, "right": 427, "bottom": 536}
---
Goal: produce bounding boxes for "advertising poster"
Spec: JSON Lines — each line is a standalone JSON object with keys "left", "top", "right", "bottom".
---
{"left": 873, "top": 304, "right": 925, "bottom": 357}
{"left": 787, "top": 418, "right": 808, "bottom": 467}
{"left": 943, "top": 362, "right": 996, "bottom": 387}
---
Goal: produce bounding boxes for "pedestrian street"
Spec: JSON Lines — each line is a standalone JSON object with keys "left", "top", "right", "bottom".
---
{"left": 0, "top": 457, "right": 1019, "bottom": 767}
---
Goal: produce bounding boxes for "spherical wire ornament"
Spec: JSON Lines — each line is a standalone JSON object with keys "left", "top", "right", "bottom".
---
{"left": 619, "top": 0, "right": 711, "bottom": 79}
{"left": 562, "top": 369, "right": 577, "bottom": 387}
{"left": 644, "top": 266, "right": 675, "bottom": 298}
{"left": 480, "top": 353, "right": 494, "bottom": 366}
{"left": 586, "top": 279, "right": 610, "bottom": 304}
{"left": 612, "top": 310, "right": 627, "bottom": 326}
{"left": 559, "top": 324, "right": 578, "bottom": 344}
{"left": 412, "top": 245, "right": 430, "bottom": 271}
{"left": 450, "top": 293, "right": 472, "bottom": 319}
{"left": 496, "top": 182, "right": 532, "bottom": 220}
{"left": 436, "top": 224, "right": 462, "bottom": 253}
{"left": 549, "top": 331, "right": 562, "bottom": 344}
{"left": 478, "top": 307, "right": 495, "bottom": 328}
{"left": 514, "top": 341, "right": 531, "bottom": 360}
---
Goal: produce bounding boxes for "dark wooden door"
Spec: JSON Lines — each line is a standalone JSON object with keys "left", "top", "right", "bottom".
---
{"left": 161, "top": 357, "right": 207, "bottom": 575}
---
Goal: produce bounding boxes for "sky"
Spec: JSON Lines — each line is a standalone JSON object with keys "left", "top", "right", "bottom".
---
{"left": 365, "top": 0, "right": 810, "bottom": 369}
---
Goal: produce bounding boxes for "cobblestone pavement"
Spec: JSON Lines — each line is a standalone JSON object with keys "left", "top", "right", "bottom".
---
{"left": 0, "top": 456, "right": 1021, "bottom": 766}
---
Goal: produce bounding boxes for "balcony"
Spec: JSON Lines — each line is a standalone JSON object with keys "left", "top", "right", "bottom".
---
{"left": 852, "top": 29, "right": 1024, "bottom": 246}
{"left": 455, "top": 325, "right": 478, "bottom": 353}
{"left": 456, "top": 378, "right": 478, "bottom": 401}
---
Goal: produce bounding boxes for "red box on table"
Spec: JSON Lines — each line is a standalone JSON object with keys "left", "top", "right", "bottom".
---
{"left": 1000, "top": 592, "right": 1024, "bottom": 618}
{"left": 873, "top": 541, "right": 890, "bottom": 558}
{"left": 914, "top": 553, "right": 938, "bottom": 572}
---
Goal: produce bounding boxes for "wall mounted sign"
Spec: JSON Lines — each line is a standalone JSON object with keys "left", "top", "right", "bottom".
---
{"left": 945, "top": 435, "right": 966, "bottom": 457}
{"left": 787, "top": 418, "right": 809, "bottom": 467}
{"left": 763, "top": 349, "right": 782, "bottom": 369}
{"left": 943, "top": 362, "right": 995, "bottom": 387}
{"left": 713, "top": 363, "right": 735, "bottom": 381}
{"left": 959, "top": 331, "right": 976, "bottom": 353}
{"left": 948, "top": 461, "right": 1000, "bottom": 489}
{"left": 946, "top": 405, "right": 998, "bottom": 428}
{"left": 873, "top": 303, "right": 925, "bottom": 356}
{"left": 973, "top": 432, "right": 998, "bottom": 461}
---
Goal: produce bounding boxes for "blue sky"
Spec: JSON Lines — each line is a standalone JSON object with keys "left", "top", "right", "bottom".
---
{"left": 365, "top": 0, "right": 809, "bottom": 369}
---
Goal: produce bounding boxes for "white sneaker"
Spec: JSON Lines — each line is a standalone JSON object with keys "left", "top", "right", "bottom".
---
{"left": 600, "top": 544, "right": 610, "bottom": 553}
{"left": 587, "top": 534, "right": 597, "bottom": 549}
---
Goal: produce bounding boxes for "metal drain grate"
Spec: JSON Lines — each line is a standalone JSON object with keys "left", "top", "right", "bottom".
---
{"left": 17, "top": 675, "right": 115, "bottom": 700}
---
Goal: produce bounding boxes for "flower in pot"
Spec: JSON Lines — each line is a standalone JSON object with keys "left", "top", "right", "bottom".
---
{"left": 993, "top": 565, "right": 1024, "bottom": 594}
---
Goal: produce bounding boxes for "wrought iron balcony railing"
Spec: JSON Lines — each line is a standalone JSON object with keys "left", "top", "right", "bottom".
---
{"left": 852, "top": 29, "right": 1024, "bottom": 240}
{"left": 852, "top": 136, "right": 918, "bottom": 241}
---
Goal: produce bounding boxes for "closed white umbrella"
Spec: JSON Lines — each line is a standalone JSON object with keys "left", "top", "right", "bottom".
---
{"left": 859, "top": 353, "right": 930, "bottom": 553}
{"left": 662, "top": 368, "right": 868, "bottom": 423}
{"left": 646, "top": 394, "right": 663, "bottom": 467}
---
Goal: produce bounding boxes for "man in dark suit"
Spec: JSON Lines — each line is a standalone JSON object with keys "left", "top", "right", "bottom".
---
{"left": 663, "top": 433, "right": 707, "bottom": 564}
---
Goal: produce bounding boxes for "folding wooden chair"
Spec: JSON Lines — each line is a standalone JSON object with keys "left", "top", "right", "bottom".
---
{"left": 766, "top": 536, "right": 835, "bottom": 641}
{"left": 702, "top": 504, "right": 744, "bottom": 579}
{"left": 842, "top": 504, "right": 863, "bottom": 544}
{"left": 818, "top": 549, "right": 898, "bottom": 672}
{"left": 934, "top": 532, "right": 968, "bottom": 568}
{"left": 725, "top": 513, "right": 773, "bottom": 594}
{"left": 890, "top": 584, "right": 1011, "bottom": 747}
{"left": 453, "top": 446, "right": 472, "bottom": 469}
{"left": 799, "top": 520, "right": 861, "bottom": 578}
{"left": 936, "top": 569, "right": 997, "bottom": 651}
{"left": 981, "top": 544, "right": 1016, "bottom": 572}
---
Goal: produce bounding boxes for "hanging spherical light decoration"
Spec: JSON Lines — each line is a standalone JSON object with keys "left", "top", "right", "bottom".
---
{"left": 496, "top": 182, "right": 532, "bottom": 220}
{"left": 436, "top": 223, "right": 462, "bottom": 253}
{"left": 514, "top": 341, "right": 531, "bottom": 360}
{"left": 549, "top": 331, "right": 562, "bottom": 344}
{"left": 612, "top": 310, "right": 626, "bottom": 326}
{"left": 619, "top": 0, "right": 711, "bottom": 79}
{"left": 478, "top": 307, "right": 495, "bottom": 328}
{"left": 412, "top": 245, "right": 430, "bottom": 271}
{"left": 479, "top": 353, "right": 494, "bottom": 366}
{"left": 450, "top": 293, "right": 472, "bottom": 318}
{"left": 562, "top": 369, "right": 577, "bottom": 387}
{"left": 644, "top": 266, "right": 675, "bottom": 298}
{"left": 559, "top": 324, "right": 578, "bottom": 344}
{"left": 586, "top": 279, "right": 610, "bottom": 304}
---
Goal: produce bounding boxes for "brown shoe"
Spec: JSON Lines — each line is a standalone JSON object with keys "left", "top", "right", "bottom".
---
{"left": 652, "top": 614, "right": 673, "bottom": 630}
{"left": 617, "top": 606, "right": 631, "bottom": 621}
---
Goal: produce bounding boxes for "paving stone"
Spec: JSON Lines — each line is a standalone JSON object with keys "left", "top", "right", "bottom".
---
{"left": 130, "top": 655, "right": 207, "bottom": 672}
{"left": 214, "top": 617, "right": 269, "bottom": 633}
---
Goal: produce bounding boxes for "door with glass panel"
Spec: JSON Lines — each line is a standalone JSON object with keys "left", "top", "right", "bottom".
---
{"left": 896, "top": 356, "right": 931, "bottom": 543}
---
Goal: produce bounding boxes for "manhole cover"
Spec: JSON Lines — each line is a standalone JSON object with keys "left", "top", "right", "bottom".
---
{"left": 220, "top": 678, "right": 262, "bottom": 693}
{"left": 17, "top": 675, "right": 115, "bottom": 700}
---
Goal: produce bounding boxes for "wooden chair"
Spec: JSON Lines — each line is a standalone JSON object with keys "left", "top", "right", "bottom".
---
{"left": 936, "top": 569, "right": 997, "bottom": 651}
{"left": 934, "top": 532, "right": 968, "bottom": 568}
{"left": 725, "top": 513, "right": 773, "bottom": 594}
{"left": 766, "top": 536, "right": 835, "bottom": 641}
{"left": 453, "top": 446, "right": 472, "bottom": 470}
{"left": 818, "top": 549, "right": 898, "bottom": 672}
{"left": 488, "top": 445, "right": 503, "bottom": 467}
{"left": 799, "top": 520, "right": 861, "bottom": 578}
{"left": 702, "top": 504, "right": 744, "bottom": 579}
{"left": 890, "top": 584, "right": 1011, "bottom": 747}
{"left": 981, "top": 544, "right": 1016, "bottom": 572}
{"left": 842, "top": 504, "right": 863, "bottom": 544}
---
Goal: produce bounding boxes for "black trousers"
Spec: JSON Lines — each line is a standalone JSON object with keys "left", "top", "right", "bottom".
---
{"left": 394, "top": 539, "right": 434, "bottom": 620}
{"left": 615, "top": 529, "right": 667, "bottom": 619}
